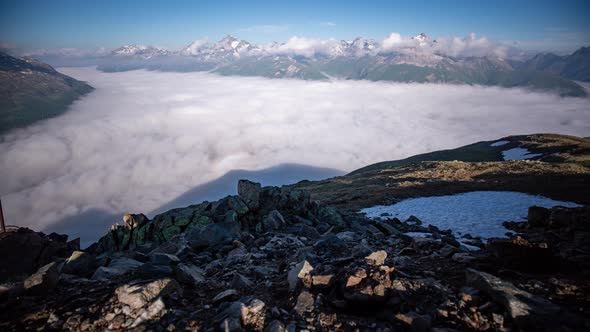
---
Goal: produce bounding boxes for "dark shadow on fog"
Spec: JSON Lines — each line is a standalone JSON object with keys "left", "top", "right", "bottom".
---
{"left": 149, "top": 163, "right": 344, "bottom": 215}
{"left": 44, "top": 163, "right": 344, "bottom": 248}
{"left": 42, "top": 208, "right": 118, "bottom": 249}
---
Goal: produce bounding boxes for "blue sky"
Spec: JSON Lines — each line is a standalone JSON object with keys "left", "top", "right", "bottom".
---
{"left": 1, "top": 0, "right": 589, "bottom": 52}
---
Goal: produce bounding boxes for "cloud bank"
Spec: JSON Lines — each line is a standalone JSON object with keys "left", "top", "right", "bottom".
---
{"left": 1, "top": 68, "right": 589, "bottom": 235}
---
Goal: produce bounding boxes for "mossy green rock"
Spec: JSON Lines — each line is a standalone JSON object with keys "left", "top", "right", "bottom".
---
{"left": 318, "top": 206, "right": 344, "bottom": 227}
{"left": 133, "top": 223, "right": 153, "bottom": 247}
{"left": 171, "top": 208, "right": 194, "bottom": 227}
{"left": 154, "top": 214, "right": 174, "bottom": 230}
{"left": 120, "top": 230, "right": 132, "bottom": 249}
{"left": 162, "top": 226, "right": 182, "bottom": 242}
{"left": 228, "top": 196, "right": 249, "bottom": 216}
{"left": 189, "top": 215, "right": 211, "bottom": 229}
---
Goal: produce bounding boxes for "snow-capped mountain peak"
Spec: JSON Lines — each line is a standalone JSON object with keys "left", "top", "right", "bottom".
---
{"left": 111, "top": 44, "right": 170, "bottom": 59}
{"left": 181, "top": 39, "right": 210, "bottom": 56}
{"left": 412, "top": 33, "right": 430, "bottom": 47}
{"left": 112, "top": 44, "right": 148, "bottom": 55}
{"left": 349, "top": 37, "right": 379, "bottom": 56}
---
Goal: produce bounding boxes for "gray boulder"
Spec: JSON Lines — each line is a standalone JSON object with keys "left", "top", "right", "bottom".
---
{"left": 115, "top": 278, "right": 180, "bottom": 309}
{"left": 238, "top": 179, "right": 262, "bottom": 209}
{"left": 261, "top": 210, "right": 286, "bottom": 231}
{"left": 317, "top": 206, "right": 344, "bottom": 227}
{"left": 294, "top": 290, "right": 315, "bottom": 316}
{"left": 527, "top": 206, "right": 550, "bottom": 227}
{"left": 213, "top": 289, "right": 239, "bottom": 304}
{"left": 466, "top": 268, "right": 561, "bottom": 328}
{"left": 264, "top": 320, "right": 287, "bottom": 332}
{"left": 289, "top": 224, "right": 321, "bottom": 239}
{"left": 174, "top": 263, "right": 205, "bottom": 285}
{"left": 149, "top": 253, "right": 180, "bottom": 266}
{"left": 186, "top": 221, "right": 240, "bottom": 249}
{"left": 365, "top": 250, "right": 388, "bottom": 266}
{"left": 138, "top": 263, "right": 173, "bottom": 278}
{"left": 231, "top": 272, "right": 254, "bottom": 290}
{"left": 215, "top": 298, "right": 266, "bottom": 331}
{"left": 92, "top": 258, "right": 143, "bottom": 280}
{"left": 62, "top": 251, "right": 96, "bottom": 276}
{"left": 288, "top": 260, "right": 314, "bottom": 291}
{"left": 24, "top": 262, "right": 59, "bottom": 295}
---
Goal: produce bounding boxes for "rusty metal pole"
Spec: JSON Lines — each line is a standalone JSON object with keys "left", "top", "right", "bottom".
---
{"left": 0, "top": 197, "right": 6, "bottom": 233}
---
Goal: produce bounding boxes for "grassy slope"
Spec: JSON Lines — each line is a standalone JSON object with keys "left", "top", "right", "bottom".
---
{"left": 0, "top": 83, "right": 92, "bottom": 134}
{"left": 0, "top": 53, "right": 94, "bottom": 134}
{"left": 292, "top": 134, "right": 590, "bottom": 210}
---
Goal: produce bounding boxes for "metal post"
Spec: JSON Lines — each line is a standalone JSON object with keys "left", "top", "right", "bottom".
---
{"left": 0, "top": 197, "right": 6, "bottom": 233}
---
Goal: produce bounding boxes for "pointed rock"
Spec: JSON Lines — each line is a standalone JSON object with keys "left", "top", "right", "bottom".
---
{"left": 115, "top": 278, "right": 180, "bottom": 309}
{"left": 213, "top": 289, "right": 239, "bottom": 304}
{"left": 24, "top": 262, "right": 59, "bottom": 295}
{"left": 466, "top": 268, "right": 561, "bottom": 328}
{"left": 174, "top": 263, "right": 205, "bottom": 285}
{"left": 288, "top": 260, "right": 314, "bottom": 291}
{"left": 238, "top": 179, "right": 261, "bottom": 209}
{"left": 365, "top": 250, "right": 388, "bottom": 266}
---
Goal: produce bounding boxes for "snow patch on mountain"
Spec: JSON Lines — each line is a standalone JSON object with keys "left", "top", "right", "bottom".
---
{"left": 502, "top": 148, "right": 542, "bottom": 160}
{"left": 490, "top": 140, "right": 509, "bottom": 147}
{"left": 362, "top": 191, "right": 580, "bottom": 239}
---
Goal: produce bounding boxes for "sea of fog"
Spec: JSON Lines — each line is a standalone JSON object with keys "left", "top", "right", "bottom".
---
{"left": 1, "top": 67, "right": 589, "bottom": 245}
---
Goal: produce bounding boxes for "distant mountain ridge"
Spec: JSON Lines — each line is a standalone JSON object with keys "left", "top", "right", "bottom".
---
{"left": 27, "top": 34, "right": 590, "bottom": 97}
{"left": 517, "top": 46, "right": 590, "bottom": 82}
{"left": 0, "top": 52, "right": 93, "bottom": 134}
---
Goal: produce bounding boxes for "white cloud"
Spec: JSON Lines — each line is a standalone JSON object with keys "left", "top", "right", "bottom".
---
{"left": 430, "top": 33, "right": 513, "bottom": 59}
{"left": 381, "top": 32, "right": 404, "bottom": 49}
{"left": 259, "top": 32, "right": 524, "bottom": 59}
{"left": 1, "top": 68, "right": 589, "bottom": 234}
{"left": 380, "top": 32, "right": 419, "bottom": 52}
{"left": 265, "top": 36, "right": 340, "bottom": 57}
{"left": 320, "top": 22, "right": 337, "bottom": 27}
{"left": 181, "top": 38, "right": 209, "bottom": 55}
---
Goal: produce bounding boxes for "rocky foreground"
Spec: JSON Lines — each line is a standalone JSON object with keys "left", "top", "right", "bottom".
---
{"left": 1, "top": 180, "right": 589, "bottom": 331}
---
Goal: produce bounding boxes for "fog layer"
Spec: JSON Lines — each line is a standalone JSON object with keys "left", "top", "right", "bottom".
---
{"left": 1, "top": 68, "right": 589, "bottom": 233}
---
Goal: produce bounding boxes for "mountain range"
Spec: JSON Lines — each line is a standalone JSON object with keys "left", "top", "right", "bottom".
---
{"left": 27, "top": 34, "right": 590, "bottom": 97}
{"left": 0, "top": 51, "right": 93, "bottom": 134}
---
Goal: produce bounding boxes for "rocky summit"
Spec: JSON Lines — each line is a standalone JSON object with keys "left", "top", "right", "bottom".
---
{"left": 0, "top": 179, "right": 589, "bottom": 331}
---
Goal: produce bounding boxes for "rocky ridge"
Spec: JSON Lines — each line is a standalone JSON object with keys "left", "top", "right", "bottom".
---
{"left": 0, "top": 179, "right": 588, "bottom": 331}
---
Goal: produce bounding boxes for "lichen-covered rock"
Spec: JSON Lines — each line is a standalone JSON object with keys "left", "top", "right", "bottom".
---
{"left": 228, "top": 196, "right": 249, "bottom": 216}
{"left": 317, "top": 206, "right": 344, "bottom": 227}
{"left": 161, "top": 225, "right": 182, "bottom": 242}
{"left": 238, "top": 179, "right": 262, "bottom": 209}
